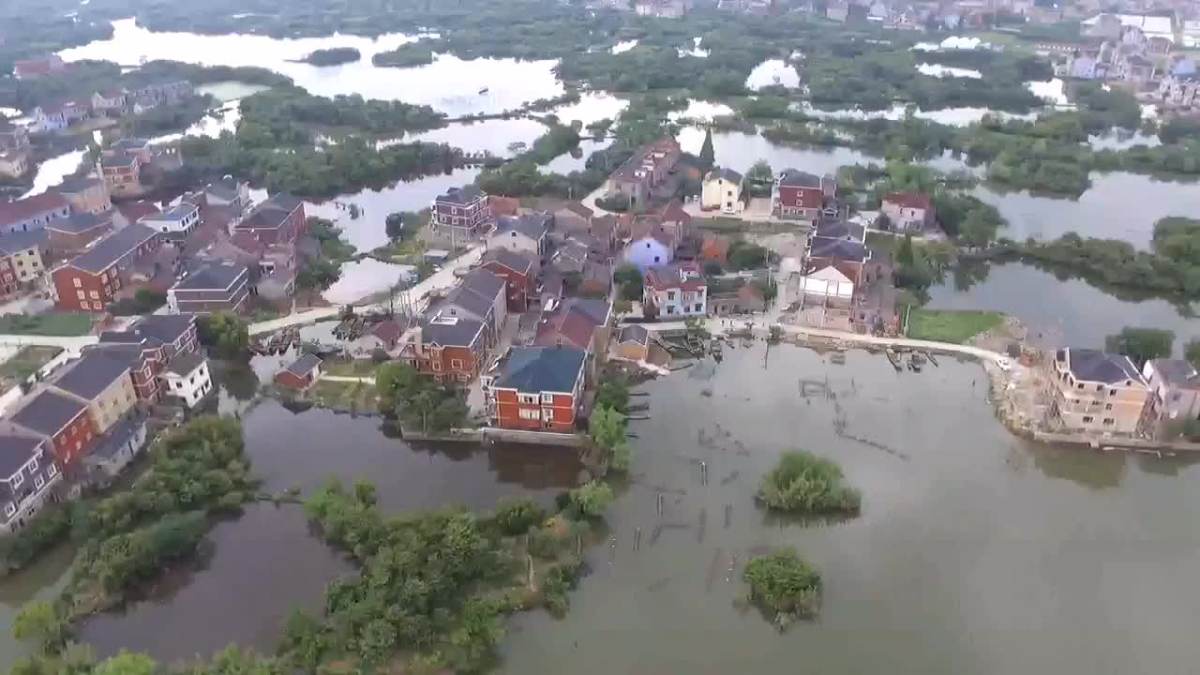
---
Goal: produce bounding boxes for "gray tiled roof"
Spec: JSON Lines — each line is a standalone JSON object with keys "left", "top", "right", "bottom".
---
{"left": 494, "top": 346, "right": 586, "bottom": 394}
{"left": 706, "top": 167, "right": 743, "bottom": 183}
{"left": 284, "top": 353, "right": 322, "bottom": 377}
{"left": 46, "top": 212, "right": 109, "bottom": 234}
{"left": 494, "top": 212, "right": 551, "bottom": 240}
{"left": 0, "top": 229, "right": 47, "bottom": 256}
{"left": 164, "top": 352, "right": 205, "bottom": 377}
{"left": 421, "top": 315, "right": 485, "bottom": 347}
{"left": 67, "top": 223, "right": 157, "bottom": 274}
{"left": 618, "top": 324, "right": 649, "bottom": 346}
{"left": 52, "top": 352, "right": 131, "bottom": 400}
{"left": 132, "top": 314, "right": 194, "bottom": 345}
{"left": 0, "top": 434, "right": 44, "bottom": 478}
{"left": 461, "top": 268, "right": 505, "bottom": 302}
{"left": 173, "top": 261, "right": 246, "bottom": 291}
{"left": 436, "top": 185, "right": 483, "bottom": 205}
{"left": 482, "top": 248, "right": 534, "bottom": 274}
{"left": 1148, "top": 358, "right": 1200, "bottom": 388}
{"left": 814, "top": 220, "right": 864, "bottom": 241}
{"left": 11, "top": 390, "right": 88, "bottom": 436}
{"left": 1065, "top": 349, "right": 1144, "bottom": 385}
{"left": 88, "top": 415, "right": 143, "bottom": 461}
{"left": 809, "top": 235, "right": 868, "bottom": 263}
{"left": 778, "top": 169, "right": 822, "bottom": 188}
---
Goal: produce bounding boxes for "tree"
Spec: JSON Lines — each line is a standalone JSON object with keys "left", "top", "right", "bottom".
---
{"left": 896, "top": 234, "right": 916, "bottom": 268}
{"left": 385, "top": 212, "right": 406, "bottom": 241}
{"left": 1186, "top": 339, "right": 1200, "bottom": 370}
{"left": 1105, "top": 327, "right": 1174, "bottom": 367}
{"left": 745, "top": 160, "right": 774, "bottom": 195}
{"left": 197, "top": 313, "right": 249, "bottom": 359}
{"left": 756, "top": 451, "right": 861, "bottom": 514}
{"left": 12, "top": 601, "right": 66, "bottom": 655}
{"left": 743, "top": 548, "right": 822, "bottom": 629}
{"left": 568, "top": 481, "right": 613, "bottom": 518}
{"left": 594, "top": 378, "right": 630, "bottom": 413}
{"left": 589, "top": 405, "right": 629, "bottom": 471}
{"left": 493, "top": 497, "right": 545, "bottom": 536}
{"left": 698, "top": 128, "right": 715, "bottom": 172}
{"left": 94, "top": 651, "right": 157, "bottom": 675}
{"left": 613, "top": 264, "right": 643, "bottom": 301}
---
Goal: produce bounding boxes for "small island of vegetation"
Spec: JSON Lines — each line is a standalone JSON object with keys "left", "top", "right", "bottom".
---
{"left": 372, "top": 42, "right": 436, "bottom": 67}
{"left": 756, "top": 451, "right": 861, "bottom": 515}
{"left": 299, "top": 46, "right": 362, "bottom": 66}
{"left": 742, "top": 548, "right": 823, "bottom": 630}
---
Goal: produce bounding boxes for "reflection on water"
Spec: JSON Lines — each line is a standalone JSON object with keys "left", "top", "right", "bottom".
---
{"left": 323, "top": 258, "right": 416, "bottom": 305}
{"left": 398, "top": 117, "right": 547, "bottom": 157}
{"left": 541, "top": 137, "right": 612, "bottom": 174}
{"left": 668, "top": 100, "right": 734, "bottom": 122}
{"left": 916, "top": 62, "right": 982, "bottom": 79}
{"left": 1087, "top": 129, "right": 1161, "bottom": 151}
{"left": 60, "top": 19, "right": 563, "bottom": 115}
{"left": 497, "top": 344, "right": 1200, "bottom": 675}
{"left": 148, "top": 99, "right": 243, "bottom": 145}
{"left": 0, "top": 543, "right": 74, "bottom": 671}
{"left": 925, "top": 261, "right": 1200, "bottom": 353}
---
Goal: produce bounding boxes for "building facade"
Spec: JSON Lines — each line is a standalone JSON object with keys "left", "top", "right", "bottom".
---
{"left": 0, "top": 435, "right": 61, "bottom": 534}
{"left": 432, "top": 185, "right": 493, "bottom": 242}
{"left": 643, "top": 262, "right": 707, "bottom": 318}
{"left": 0, "top": 193, "right": 71, "bottom": 234}
{"left": 167, "top": 261, "right": 250, "bottom": 315}
{"left": 50, "top": 224, "right": 160, "bottom": 311}
{"left": 773, "top": 169, "right": 834, "bottom": 223}
{"left": 1051, "top": 348, "right": 1150, "bottom": 435}
{"left": 484, "top": 346, "right": 587, "bottom": 432}
{"left": 161, "top": 354, "right": 212, "bottom": 408}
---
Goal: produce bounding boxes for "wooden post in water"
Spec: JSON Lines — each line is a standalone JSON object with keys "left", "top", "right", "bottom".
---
{"left": 634, "top": 527, "right": 642, "bottom": 551}
{"left": 701, "top": 461, "right": 708, "bottom": 486}
{"left": 527, "top": 554, "right": 534, "bottom": 588}
{"left": 657, "top": 492, "right": 664, "bottom": 517}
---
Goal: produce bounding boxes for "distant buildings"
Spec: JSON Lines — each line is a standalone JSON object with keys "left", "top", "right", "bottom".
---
{"left": 604, "top": 137, "right": 681, "bottom": 208}
{"left": 881, "top": 192, "right": 935, "bottom": 232}
{"left": 643, "top": 261, "right": 707, "bottom": 318}
{"left": 1050, "top": 348, "right": 1150, "bottom": 435}
{"left": 433, "top": 185, "right": 493, "bottom": 242}
{"left": 701, "top": 167, "right": 744, "bottom": 214}
{"left": 772, "top": 169, "right": 835, "bottom": 223}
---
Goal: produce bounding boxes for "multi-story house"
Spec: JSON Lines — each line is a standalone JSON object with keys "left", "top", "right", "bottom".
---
{"left": 50, "top": 224, "right": 160, "bottom": 311}
{"left": 534, "top": 297, "right": 611, "bottom": 355}
{"left": 432, "top": 269, "right": 507, "bottom": 341}
{"left": 56, "top": 175, "right": 112, "bottom": 214}
{"left": 1142, "top": 359, "right": 1200, "bottom": 424}
{"left": 92, "top": 314, "right": 198, "bottom": 403}
{"left": 483, "top": 346, "right": 587, "bottom": 433}
{"left": 772, "top": 169, "right": 835, "bottom": 223}
{"left": 643, "top": 261, "right": 707, "bottom": 318}
{"left": 45, "top": 212, "right": 114, "bottom": 253}
{"left": 701, "top": 167, "right": 745, "bottom": 214}
{"left": 400, "top": 314, "right": 488, "bottom": 384}
{"left": 432, "top": 185, "right": 493, "bottom": 242}
{"left": 881, "top": 192, "right": 935, "bottom": 232}
{"left": 0, "top": 434, "right": 61, "bottom": 533}
{"left": 488, "top": 212, "right": 552, "bottom": 260}
{"left": 48, "top": 352, "right": 138, "bottom": 435}
{"left": 141, "top": 202, "right": 200, "bottom": 239}
{"left": 160, "top": 354, "right": 212, "bottom": 408}
{"left": 0, "top": 122, "right": 30, "bottom": 153}
{"left": 0, "top": 149, "right": 28, "bottom": 179}
{"left": 236, "top": 193, "right": 305, "bottom": 246}
{"left": 167, "top": 261, "right": 250, "bottom": 315}
{"left": 1158, "top": 73, "right": 1200, "bottom": 108}
{"left": 8, "top": 390, "right": 98, "bottom": 469}
{"left": 13, "top": 55, "right": 66, "bottom": 80}
{"left": 100, "top": 150, "right": 145, "bottom": 198}
{"left": 0, "top": 230, "right": 45, "bottom": 293}
{"left": 91, "top": 89, "right": 129, "bottom": 116}
{"left": 604, "top": 137, "right": 681, "bottom": 207}
{"left": 1050, "top": 348, "right": 1151, "bottom": 435}
{"left": 481, "top": 248, "right": 538, "bottom": 312}
{"left": 805, "top": 226, "right": 872, "bottom": 297}
{"left": 0, "top": 192, "right": 70, "bottom": 234}
{"left": 32, "top": 100, "right": 89, "bottom": 133}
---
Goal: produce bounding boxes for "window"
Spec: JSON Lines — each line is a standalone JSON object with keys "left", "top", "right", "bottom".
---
{"left": 47, "top": 464, "right": 57, "bottom": 478}
{"left": 73, "top": 278, "right": 81, "bottom": 288}
{"left": 89, "top": 290, "right": 99, "bottom": 299}
{"left": 694, "top": 303, "right": 703, "bottom": 312}
{"left": 432, "top": 361, "right": 441, "bottom": 371}
{"left": 542, "top": 407, "right": 554, "bottom": 420}
{"left": 450, "top": 358, "right": 463, "bottom": 369}
{"left": 667, "top": 291, "right": 676, "bottom": 301}
{"left": 1103, "top": 418, "right": 1115, "bottom": 425}
{"left": 1082, "top": 416, "right": 1094, "bottom": 423}
{"left": 11, "top": 473, "right": 22, "bottom": 488}
{"left": 518, "top": 408, "right": 540, "bottom": 420}
{"left": 1105, "top": 403, "right": 1113, "bottom": 410}
{"left": 4, "top": 503, "right": 13, "bottom": 517}
{"left": 76, "top": 290, "right": 85, "bottom": 300}
{"left": 518, "top": 393, "right": 539, "bottom": 405}
{"left": 1109, "top": 389, "right": 1117, "bottom": 396}
{"left": 541, "top": 393, "right": 554, "bottom": 404}
{"left": 28, "top": 458, "right": 36, "bottom": 472}
{"left": 1096, "top": 384, "right": 1104, "bottom": 392}
{"left": 34, "top": 475, "right": 43, "bottom": 489}
{"left": 1076, "top": 383, "right": 1084, "bottom": 390}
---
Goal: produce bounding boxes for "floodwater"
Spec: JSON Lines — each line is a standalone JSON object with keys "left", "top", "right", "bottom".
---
{"left": 926, "top": 260, "right": 1200, "bottom": 353}
{"left": 541, "top": 137, "right": 613, "bottom": 174}
{"left": 76, "top": 399, "right": 584, "bottom": 663}
{"left": 974, "top": 172, "right": 1198, "bottom": 248}
{"left": 916, "top": 62, "right": 982, "bottom": 79}
{"left": 745, "top": 59, "right": 801, "bottom": 91}
{"left": 0, "top": 543, "right": 75, "bottom": 671}
{"left": 323, "top": 258, "right": 417, "bottom": 305}
{"left": 148, "top": 99, "right": 244, "bottom": 146}
{"left": 499, "top": 344, "right": 1200, "bottom": 674}
{"left": 60, "top": 19, "right": 563, "bottom": 116}
{"left": 394, "top": 117, "right": 548, "bottom": 158}
{"left": 20, "top": 149, "right": 86, "bottom": 198}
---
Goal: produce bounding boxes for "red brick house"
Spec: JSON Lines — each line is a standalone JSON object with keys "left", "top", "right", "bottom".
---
{"left": 399, "top": 314, "right": 487, "bottom": 384}
{"left": 483, "top": 346, "right": 587, "bottom": 432}
{"left": 880, "top": 192, "right": 935, "bottom": 232}
{"left": 433, "top": 185, "right": 493, "bottom": 242}
{"left": 534, "top": 298, "right": 611, "bottom": 355}
{"left": 7, "top": 390, "right": 97, "bottom": 469}
{"left": 236, "top": 193, "right": 305, "bottom": 246}
{"left": 481, "top": 248, "right": 537, "bottom": 312}
{"left": 50, "top": 224, "right": 160, "bottom": 311}
{"left": 92, "top": 314, "right": 199, "bottom": 402}
{"left": 275, "top": 354, "right": 323, "bottom": 392}
{"left": 772, "top": 169, "right": 835, "bottom": 223}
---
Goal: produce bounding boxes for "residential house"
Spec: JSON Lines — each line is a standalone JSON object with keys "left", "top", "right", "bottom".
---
{"left": 130, "top": 81, "right": 193, "bottom": 112}
{"left": 167, "top": 261, "right": 250, "bottom": 315}
{"left": 699, "top": 233, "right": 732, "bottom": 267}
{"left": 604, "top": 137, "right": 682, "bottom": 207}
{"left": 1116, "top": 53, "right": 1156, "bottom": 84}
{"left": 399, "top": 315, "right": 488, "bottom": 383}
{"left": 701, "top": 167, "right": 744, "bottom": 214}
{"left": 552, "top": 202, "right": 594, "bottom": 234}
{"left": 489, "top": 212, "right": 552, "bottom": 259}
{"left": 92, "top": 314, "right": 198, "bottom": 402}
{"left": 1050, "top": 348, "right": 1150, "bottom": 435}
{"left": 1142, "top": 359, "right": 1200, "bottom": 423}
{"left": 881, "top": 192, "right": 935, "bottom": 232}
{"left": 613, "top": 324, "right": 652, "bottom": 362}
{"left": 33, "top": 100, "right": 89, "bottom": 133}
{"left": 50, "top": 223, "right": 160, "bottom": 311}
{"left": 13, "top": 55, "right": 66, "bottom": 80}
{"left": 481, "top": 248, "right": 538, "bottom": 312}
{"left": 100, "top": 150, "right": 145, "bottom": 197}
{"left": 235, "top": 193, "right": 306, "bottom": 245}
{"left": 1158, "top": 73, "right": 1200, "bottom": 107}
{"left": 432, "top": 185, "right": 493, "bottom": 242}
{"left": 113, "top": 201, "right": 160, "bottom": 229}
{"left": 484, "top": 346, "right": 587, "bottom": 432}
{"left": 8, "top": 390, "right": 98, "bottom": 469}
{"left": 141, "top": 202, "right": 201, "bottom": 239}
{"left": 1067, "top": 52, "right": 1107, "bottom": 79}
{"left": 709, "top": 281, "right": 767, "bottom": 315}
{"left": 0, "top": 192, "right": 70, "bottom": 234}
{"left": 48, "top": 352, "right": 137, "bottom": 434}
{"left": 83, "top": 416, "right": 146, "bottom": 486}
{"left": 804, "top": 234, "right": 871, "bottom": 299}
{"left": 275, "top": 354, "right": 323, "bottom": 392}
{"left": 347, "top": 318, "right": 409, "bottom": 358}
{"left": 0, "top": 149, "right": 28, "bottom": 179}
{"left": 127, "top": 314, "right": 200, "bottom": 359}
{"left": 160, "top": 354, "right": 212, "bottom": 408}
{"left": 205, "top": 178, "right": 251, "bottom": 213}
{"left": 91, "top": 89, "right": 128, "bottom": 116}
{"left": 643, "top": 262, "right": 707, "bottom": 318}
{"left": 0, "top": 230, "right": 47, "bottom": 287}
{"left": 534, "top": 297, "right": 612, "bottom": 357}
{"left": 798, "top": 264, "right": 855, "bottom": 305}
{"left": 0, "top": 434, "right": 61, "bottom": 533}
{"left": 0, "top": 122, "right": 30, "bottom": 153}
{"left": 489, "top": 195, "right": 521, "bottom": 219}
{"left": 623, "top": 228, "right": 675, "bottom": 272}
{"left": 45, "top": 212, "right": 113, "bottom": 253}
{"left": 434, "top": 268, "right": 508, "bottom": 340}
{"left": 773, "top": 169, "right": 835, "bottom": 223}
{"left": 57, "top": 176, "right": 112, "bottom": 214}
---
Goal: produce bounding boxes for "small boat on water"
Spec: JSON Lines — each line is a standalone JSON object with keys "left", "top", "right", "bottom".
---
{"left": 830, "top": 352, "right": 846, "bottom": 365}
{"left": 909, "top": 352, "right": 926, "bottom": 372}
{"left": 478, "top": 87, "right": 489, "bottom": 94}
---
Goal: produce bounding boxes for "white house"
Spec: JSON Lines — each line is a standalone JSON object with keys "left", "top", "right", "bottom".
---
{"left": 159, "top": 354, "right": 213, "bottom": 408}
{"left": 644, "top": 261, "right": 707, "bottom": 318}
{"left": 624, "top": 231, "right": 675, "bottom": 272}
{"left": 83, "top": 416, "right": 148, "bottom": 486}
{"left": 487, "top": 212, "right": 551, "bottom": 259}
{"left": 799, "top": 264, "right": 854, "bottom": 305}
{"left": 701, "top": 167, "right": 744, "bottom": 214}
{"left": 1142, "top": 359, "right": 1200, "bottom": 423}
{"left": 141, "top": 202, "right": 200, "bottom": 239}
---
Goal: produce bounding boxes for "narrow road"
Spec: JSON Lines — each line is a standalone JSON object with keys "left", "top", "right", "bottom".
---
{"left": 320, "top": 374, "right": 377, "bottom": 384}
{"left": 249, "top": 245, "right": 485, "bottom": 336}
{"left": 0, "top": 334, "right": 98, "bottom": 353}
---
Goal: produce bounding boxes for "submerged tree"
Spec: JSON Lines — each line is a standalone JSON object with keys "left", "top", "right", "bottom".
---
{"left": 743, "top": 548, "right": 822, "bottom": 629}
{"left": 756, "top": 451, "right": 861, "bottom": 515}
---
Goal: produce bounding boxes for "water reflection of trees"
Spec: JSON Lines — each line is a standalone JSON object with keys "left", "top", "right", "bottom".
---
{"left": 1134, "top": 452, "right": 1200, "bottom": 478}
{"left": 952, "top": 259, "right": 991, "bottom": 292}
{"left": 404, "top": 440, "right": 585, "bottom": 491}
{"left": 1029, "top": 443, "right": 1126, "bottom": 490}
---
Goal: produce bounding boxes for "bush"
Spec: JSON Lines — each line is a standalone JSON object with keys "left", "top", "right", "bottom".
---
{"left": 493, "top": 498, "right": 545, "bottom": 536}
{"left": 743, "top": 548, "right": 822, "bottom": 629}
{"left": 756, "top": 451, "right": 861, "bottom": 515}
{"left": 568, "top": 481, "right": 613, "bottom": 519}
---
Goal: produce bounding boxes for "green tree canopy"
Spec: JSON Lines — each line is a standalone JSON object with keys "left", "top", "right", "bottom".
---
{"left": 756, "top": 451, "right": 861, "bottom": 514}
{"left": 1105, "top": 327, "right": 1174, "bottom": 367}
{"left": 743, "top": 548, "right": 822, "bottom": 629}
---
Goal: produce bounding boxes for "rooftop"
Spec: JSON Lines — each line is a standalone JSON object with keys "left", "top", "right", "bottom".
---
{"left": 0, "top": 192, "right": 68, "bottom": 227}
{"left": 482, "top": 247, "right": 535, "bottom": 275}
{"left": 777, "top": 169, "right": 823, "bottom": 188}
{"left": 809, "top": 235, "right": 869, "bottom": 263}
{"left": 461, "top": 268, "right": 506, "bottom": 302}
{"left": 56, "top": 175, "right": 104, "bottom": 193}
{"left": 52, "top": 352, "right": 131, "bottom": 400}
{"left": 1060, "top": 348, "right": 1144, "bottom": 385}
{"left": 706, "top": 167, "right": 743, "bottom": 183}
{"left": 494, "top": 345, "right": 587, "bottom": 394}
{"left": 11, "top": 390, "right": 88, "bottom": 437}
{"left": 814, "top": 220, "right": 865, "bottom": 242}
{"left": 172, "top": 261, "right": 247, "bottom": 291}
{"left": 618, "top": 324, "right": 650, "bottom": 346}
{"left": 1147, "top": 358, "right": 1200, "bottom": 389}
{"left": 494, "top": 212, "right": 551, "bottom": 241}
{"left": 147, "top": 202, "right": 199, "bottom": 222}
{"left": 0, "top": 434, "right": 44, "bottom": 478}
{"left": 45, "top": 211, "right": 110, "bottom": 234}
{"left": 610, "top": 137, "right": 681, "bottom": 183}
{"left": 436, "top": 184, "right": 484, "bottom": 205}
{"left": 239, "top": 193, "right": 302, "bottom": 230}
{"left": 284, "top": 353, "right": 322, "bottom": 377}
{"left": 65, "top": 223, "right": 157, "bottom": 274}
{"left": 164, "top": 352, "right": 206, "bottom": 377}
{"left": 420, "top": 314, "right": 485, "bottom": 347}
{"left": 0, "top": 229, "right": 47, "bottom": 255}
{"left": 88, "top": 415, "right": 144, "bottom": 461}
{"left": 130, "top": 313, "right": 194, "bottom": 345}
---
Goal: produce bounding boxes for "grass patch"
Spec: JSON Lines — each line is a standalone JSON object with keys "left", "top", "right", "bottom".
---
{"left": 320, "top": 359, "right": 380, "bottom": 378}
{"left": 906, "top": 309, "right": 1004, "bottom": 344}
{"left": 0, "top": 313, "right": 93, "bottom": 336}
{"left": 696, "top": 217, "right": 790, "bottom": 235}
{"left": 310, "top": 379, "right": 378, "bottom": 412}
{"left": 0, "top": 346, "right": 63, "bottom": 387}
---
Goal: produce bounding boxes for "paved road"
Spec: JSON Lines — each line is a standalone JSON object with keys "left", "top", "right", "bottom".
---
{"left": 319, "top": 374, "right": 377, "bottom": 384}
{"left": 0, "top": 334, "right": 99, "bottom": 353}
{"left": 249, "top": 245, "right": 485, "bottom": 336}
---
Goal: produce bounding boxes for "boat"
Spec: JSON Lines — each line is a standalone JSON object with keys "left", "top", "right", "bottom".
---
{"left": 830, "top": 352, "right": 846, "bottom": 365}
{"left": 885, "top": 349, "right": 903, "bottom": 371}
{"left": 478, "top": 87, "right": 489, "bottom": 94}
